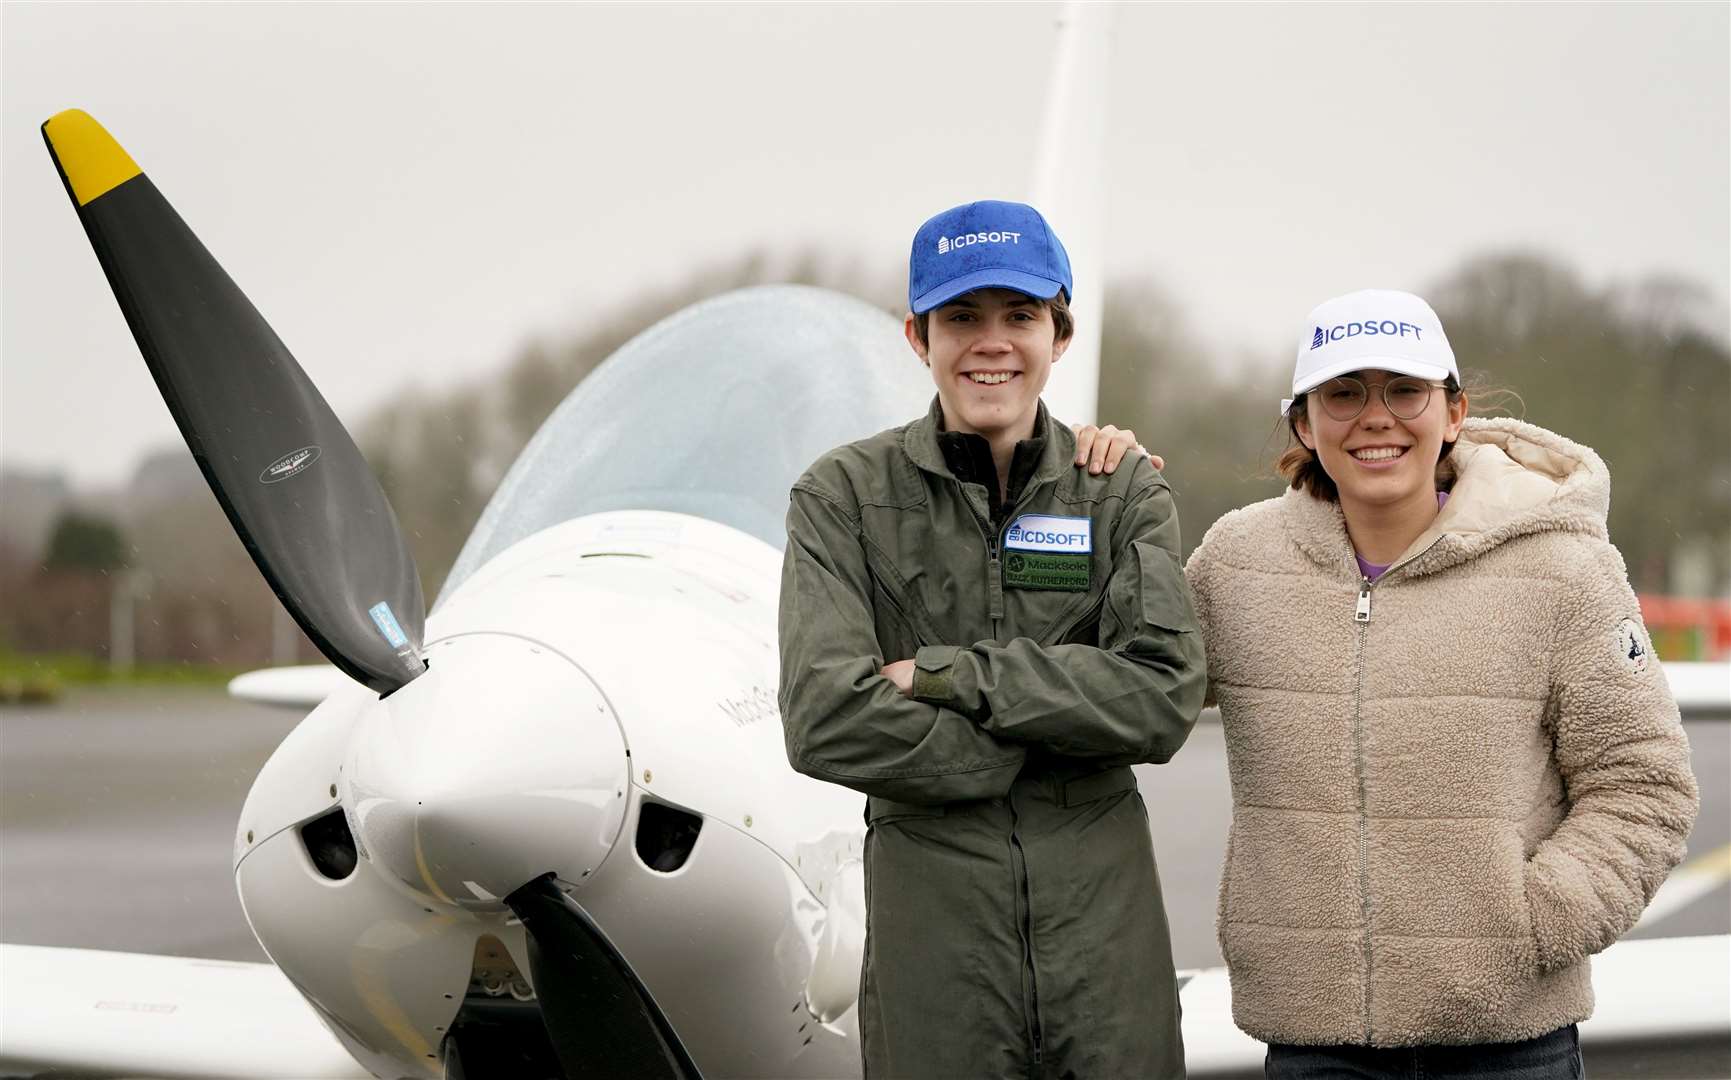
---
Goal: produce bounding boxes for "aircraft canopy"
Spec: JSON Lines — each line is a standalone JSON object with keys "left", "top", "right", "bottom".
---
{"left": 438, "top": 285, "right": 931, "bottom": 606}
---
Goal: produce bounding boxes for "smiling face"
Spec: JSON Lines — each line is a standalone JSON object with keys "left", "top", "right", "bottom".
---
{"left": 1295, "top": 369, "right": 1468, "bottom": 517}
{"left": 904, "top": 288, "right": 1069, "bottom": 441}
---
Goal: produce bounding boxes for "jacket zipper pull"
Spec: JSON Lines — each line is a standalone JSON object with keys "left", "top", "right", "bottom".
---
{"left": 1355, "top": 580, "right": 1373, "bottom": 623}
{"left": 988, "top": 533, "right": 1005, "bottom": 623}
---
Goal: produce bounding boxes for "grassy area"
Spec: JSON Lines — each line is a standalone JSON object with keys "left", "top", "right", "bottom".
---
{"left": 0, "top": 650, "right": 244, "bottom": 702}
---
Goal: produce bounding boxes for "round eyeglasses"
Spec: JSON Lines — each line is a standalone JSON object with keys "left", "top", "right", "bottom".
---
{"left": 1312, "top": 375, "right": 1443, "bottom": 422}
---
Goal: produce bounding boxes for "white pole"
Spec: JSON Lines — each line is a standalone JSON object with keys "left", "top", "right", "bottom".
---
{"left": 1030, "top": 0, "right": 1114, "bottom": 428}
{"left": 108, "top": 569, "right": 149, "bottom": 674}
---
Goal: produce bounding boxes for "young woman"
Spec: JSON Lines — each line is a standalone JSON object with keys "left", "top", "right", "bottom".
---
{"left": 1182, "top": 288, "right": 1699, "bottom": 1077}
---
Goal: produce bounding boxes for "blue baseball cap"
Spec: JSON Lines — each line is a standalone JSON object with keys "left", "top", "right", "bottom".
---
{"left": 908, "top": 200, "right": 1072, "bottom": 314}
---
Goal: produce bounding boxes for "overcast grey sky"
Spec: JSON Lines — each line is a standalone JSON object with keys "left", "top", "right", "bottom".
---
{"left": 3, "top": 2, "right": 1726, "bottom": 488}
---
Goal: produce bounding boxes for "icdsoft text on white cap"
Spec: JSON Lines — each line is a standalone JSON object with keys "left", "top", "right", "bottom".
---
{"left": 1289, "top": 289, "right": 1458, "bottom": 400}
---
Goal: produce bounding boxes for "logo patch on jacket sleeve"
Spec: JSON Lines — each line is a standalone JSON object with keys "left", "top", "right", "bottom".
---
{"left": 1003, "top": 514, "right": 1090, "bottom": 591}
{"left": 1614, "top": 617, "right": 1650, "bottom": 674}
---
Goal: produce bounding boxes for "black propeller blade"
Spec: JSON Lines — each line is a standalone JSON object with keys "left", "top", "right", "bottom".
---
{"left": 41, "top": 110, "right": 425, "bottom": 694}
{"left": 506, "top": 875, "right": 702, "bottom": 1080}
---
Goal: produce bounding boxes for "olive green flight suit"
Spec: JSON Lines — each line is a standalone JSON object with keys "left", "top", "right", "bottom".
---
{"left": 778, "top": 400, "right": 1206, "bottom": 1080}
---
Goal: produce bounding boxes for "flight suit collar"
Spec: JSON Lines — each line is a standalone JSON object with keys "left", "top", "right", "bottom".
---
{"left": 903, "top": 396, "right": 1076, "bottom": 499}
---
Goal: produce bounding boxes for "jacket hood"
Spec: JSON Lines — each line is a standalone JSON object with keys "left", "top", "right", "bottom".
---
{"left": 1281, "top": 417, "right": 1611, "bottom": 580}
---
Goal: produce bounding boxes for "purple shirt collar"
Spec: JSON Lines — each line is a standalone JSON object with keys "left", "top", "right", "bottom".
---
{"left": 1355, "top": 491, "right": 1450, "bottom": 582}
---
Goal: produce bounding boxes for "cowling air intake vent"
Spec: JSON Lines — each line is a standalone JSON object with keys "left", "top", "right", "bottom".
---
{"left": 299, "top": 807, "right": 357, "bottom": 881}
{"left": 635, "top": 801, "right": 702, "bottom": 873}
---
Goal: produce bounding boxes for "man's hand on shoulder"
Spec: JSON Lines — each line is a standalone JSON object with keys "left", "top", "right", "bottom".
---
{"left": 880, "top": 659, "right": 916, "bottom": 697}
{"left": 1071, "top": 423, "right": 1163, "bottom": 474}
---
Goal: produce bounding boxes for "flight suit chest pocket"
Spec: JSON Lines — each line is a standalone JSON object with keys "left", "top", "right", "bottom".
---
{"left": 1132, "top": 541, "right": 1198, "bottom": 633}
{"left": 1005, "top": 524, "right": 1107, "bottom": 643}
{"left": 862, "top": 537, "right": 939, "bottom": 658}
{"left": 1024, "top": 559, "right": 1109, "bottom": 645}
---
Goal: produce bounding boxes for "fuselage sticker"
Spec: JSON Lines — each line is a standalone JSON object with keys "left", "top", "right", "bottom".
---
{"left": 369, "top": 602, "right": 409, "bottom": 649}
{"left": 718, "top": 685, "right": 777, "bottom": 728}
{"left": 260, "top": 446, "right": 321, "bottom": 484}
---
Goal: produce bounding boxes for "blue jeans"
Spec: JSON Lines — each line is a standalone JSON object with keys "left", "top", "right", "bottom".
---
{"left": 1265, "top": 1025, "right": 1582, "bottom": 1080}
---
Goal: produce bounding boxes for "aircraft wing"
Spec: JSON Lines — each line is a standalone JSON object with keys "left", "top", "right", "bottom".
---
{"left": 228, "top": 664, "right": 352, "bottom": 710}
{"left": 1666, "top": 660, "right": 1731, "bottom": 717}
{"left": 1178, "top": 934, "right": 1731, "bottom": 1077}
{"left": 1177, "top": 967, "right": 1266, "bottom": 1073}
{"left": 0, "top": 944, "right": 369, "bottom": 1079}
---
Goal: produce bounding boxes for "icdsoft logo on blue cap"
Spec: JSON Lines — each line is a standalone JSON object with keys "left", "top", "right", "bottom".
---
{"left": 908, "top": 200, "right": 1072, "bottom": 314}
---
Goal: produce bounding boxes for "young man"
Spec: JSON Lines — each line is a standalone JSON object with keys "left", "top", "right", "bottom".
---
{"left": 778, "top": 200, "right": 1205, "bottom": 1079}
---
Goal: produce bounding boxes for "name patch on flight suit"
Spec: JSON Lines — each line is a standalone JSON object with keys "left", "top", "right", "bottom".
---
{"left": 1003, "top": 514, "right": 1091, "bottom": 592}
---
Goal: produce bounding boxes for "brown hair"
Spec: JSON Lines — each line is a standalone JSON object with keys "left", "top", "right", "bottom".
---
{"left": 910, "top": 289, "right": 1074, "bottom": 347}
{"left": 1276, "top": 371, "right": 1521, "bottom": 501}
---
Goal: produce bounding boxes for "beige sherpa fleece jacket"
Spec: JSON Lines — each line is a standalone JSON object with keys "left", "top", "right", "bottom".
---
{"left": 1184, "top": 418, "right": 1699, "bottom": 1048}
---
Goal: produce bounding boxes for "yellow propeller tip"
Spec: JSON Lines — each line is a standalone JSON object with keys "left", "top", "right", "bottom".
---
{"left": 43, "top": 109, "right": 142, "bottom": 207}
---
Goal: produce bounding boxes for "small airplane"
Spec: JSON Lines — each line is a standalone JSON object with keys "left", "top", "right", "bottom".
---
{"left": 12, "top": 102, "right": 911, "bottom": 1078}
{"left": 4, "top": 7, "right": 1726, "bottom": 1078}
{"left": 0, "top": 10, "right": 1110, "bottom": 1074}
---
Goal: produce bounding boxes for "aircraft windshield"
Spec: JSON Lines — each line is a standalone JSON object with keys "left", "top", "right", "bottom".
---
{"left": 437, "top": 285, "right": 932, "bottom": 606}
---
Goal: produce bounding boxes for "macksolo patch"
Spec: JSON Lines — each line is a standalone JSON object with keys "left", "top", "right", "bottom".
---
{"left": 1614, "top": 617, "right": 1650, "bottom": 674}
{"left": 1004, "top": 551, "right": 1089, "bottom": 591}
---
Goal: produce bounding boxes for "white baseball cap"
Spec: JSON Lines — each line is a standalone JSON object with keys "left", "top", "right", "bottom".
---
{"left": 1283, "top": 289, "right": 1458, "bottom": 413}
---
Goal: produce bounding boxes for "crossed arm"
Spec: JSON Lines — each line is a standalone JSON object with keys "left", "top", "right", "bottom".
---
{"left": 879, "top": 421, "right": 1153, "bottom": 694}
{"left": 779, "top": 424, "right": 1201, "bottom": 803}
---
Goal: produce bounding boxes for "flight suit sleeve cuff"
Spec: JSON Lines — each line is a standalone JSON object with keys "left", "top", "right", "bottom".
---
{"left": 911, "top": 645, "right": 963, "bottom": 706}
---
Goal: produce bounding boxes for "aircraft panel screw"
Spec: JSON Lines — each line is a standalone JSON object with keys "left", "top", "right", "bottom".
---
{"left": 643, "top": 769, "right": 653, "bottom": 783}
{"left": 328, "top": 784, "right": 337, "bottom": 798}
{"left": 744, "top": 814, "right": 754, "bottom": 828}
{"left": 245, "top": 830, "right": 253, "bottom": 843}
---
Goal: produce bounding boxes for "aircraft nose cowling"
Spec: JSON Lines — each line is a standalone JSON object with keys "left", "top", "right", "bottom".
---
{"left": 344, "top": 633, "right": 629, "bottom": 909}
